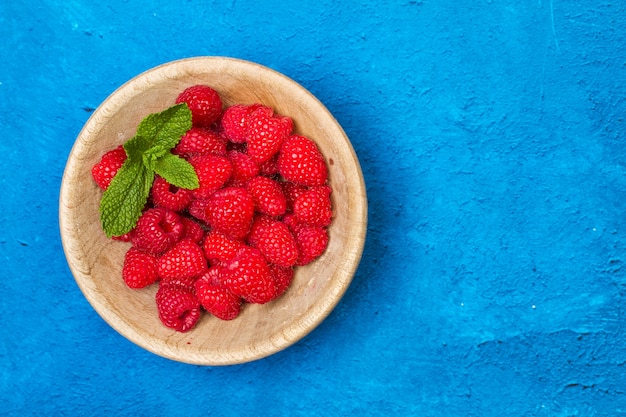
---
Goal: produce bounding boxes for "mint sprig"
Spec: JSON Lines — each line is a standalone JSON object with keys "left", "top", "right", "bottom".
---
{"left": 99, "top": 103, "right": 198, "bottom": 238}
{"left": 100, "top": 160, "right": 154, "bottom": 238}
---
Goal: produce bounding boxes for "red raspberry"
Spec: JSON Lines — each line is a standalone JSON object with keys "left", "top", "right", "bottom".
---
{"left": 278, "top": 135, "right": 328, "bottom": 187}
{"left": 189, "top": 154, "right": 232, "bottom": 199}
{"left": 281, "top": 182, "right": 309, "bottom": 211}
{"left": 150, "top": 175, "right": 193, "bottom": 211}
{"left": 222, "top": 246, "right": 277, "bottom": 304}
{"left": 270, "top": 264, "right": 294, "bottom": 298}
{"left": 245, "top": 107, "right": 293, "bottom": 164}
{"left": 246, "top": 176, "right": 287, "bottom": 217}
{"left": 247, "top": 217, "right": 299, "bottom": 267}
{"left": 227, "top": 150, "right": 259, "bottom": 187}
{"left": 175, "top": 85, "right": 223, "bottom": 127}
{"left": 199, "top": 187, "right": 255, "bottom": 240}
{"left": 157, "top": 238, "right": 207, "bottom": 280}
{"left": 179, "top": 216, "right": 205, "bottom": 243}
{"left": 202, "top": 229, "right": 244, "bottom": 263}
{"left": 281, "top": 212, "right": 302, "bottom": 233}
{"left": 293, "top": 186, "right": 332, "bottom": 227}
{"left": 160, "top": 275, "right": 198, "bottom": 293}
{"left": 258, "top": 154, "right": 279, "bottom": 177}
{"left": 131, "top": 208, "right": 184, "bottom": 255}
{"left": 173, "top": 127, "right": 227, "bottom": 157}
{"left": 195, "top": 268, "right": 241, "bottom": 320}
{"left": 188, "top": 198, "right": 211, "bottom": 224}
{"left": 122, "top": 247, "right": 158, "bottom": 289}
{"left": 91, "top": 145, "right": 127, "bottom": 190}
{"left": 294, "top": 225, "right": 329, "bottom": 266}
{"left": 112, "top": 231, "right": 133, "bottom": 242}
{"left": 155, "top": 284, "right": 201, "bottom": 332}
{"left": 220, "top": 103, "right": 265, "bottom": 143}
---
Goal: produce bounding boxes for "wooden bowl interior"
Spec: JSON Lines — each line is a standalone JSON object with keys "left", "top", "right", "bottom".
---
{"left": 59, "top": 57, "right": 367, "bottom": 365}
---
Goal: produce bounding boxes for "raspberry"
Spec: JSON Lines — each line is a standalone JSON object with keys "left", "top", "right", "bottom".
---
{"left": 122, "top": 247, "right": 158, "bottom": 289}
{"left": 258, "top": 154, "right": 279, "bottom": 177}
{"left": 278, "top": 135, "right": 328, "bottom": 187}
{"left": 195, "top": 268, "right": 241, "bottom": 320}
{"left": 189, "top": 154, "right": 232, "bottom": 199}
{"left": 175, "top": 85, "right": 223, "bottom": 127}
{"left": 281, "top": 212, "right": 302, "bottom": 233}
{"left": 112, "top": 231, "right": 133, "bottom": 242}
{"left": 220, "top": 103, "right": 265, "bottom": 143}
{"left": 270, "top": 264, "right": 294, "bottom": 298}
{"left": 155, "top": 284, "right": 201, "bottom": 332}
{"left": 202, "top": 229, "right": 244, "bottom": 263}
{"left": 227, "top": 150, "right": 259, "bottom": 187}
{"left": 91, "top": 145, "right": 127, "bottom": 190}
{"left": 188, "top": 198, "right": 211, "bottom": 224}
{"left": 222, "top": 246, "right": 277, "bottom": 304}
{"left": 179, "top": 216, "right": 205, "bottom": 243}
{"left": 199, "top": 187, "right": 255, "bottom": 240}
{"left": 247, "top": 217, "right": 299, "bottom": 267}
{"left": 160, "top": 275, "right": 198, "bottom": 293}
{"left": 294, "top": 225, "right": 329, "bottom": 266}
{"left": 157, "top": 238, "right": 207, "bottom": 280}
{"left": 245, "top": 107, "right": 293, "bottom": 164}
{"left": 173, "top": 127, "right": 227, "bottom": 157}
{"left": 281, "top": 182, "right": 309, "bottom": 211}
{"left": 293, "top": 186, "right": 332, "bottom": 227}
{"left": 150, "top": 175, "right": 193, "bottom": 211}
{"left": 131, "top": 208, "right": 184, "bottom": 255}
{"left": 246, "top": 176, "right": 287, "bottom": 217}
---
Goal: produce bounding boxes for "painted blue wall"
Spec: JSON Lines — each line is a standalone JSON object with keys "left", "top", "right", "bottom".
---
{"left": 1, "top": 1, "right": 625, "bottom": 415}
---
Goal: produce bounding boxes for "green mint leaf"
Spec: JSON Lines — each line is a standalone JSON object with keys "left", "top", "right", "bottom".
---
{"left": 98, "top": 103, "right": 194, "bottom": 239}
{"left": 153, "top": 152, "right": 200, "bottom": 190}
{"left": 136, "top": 103, "right": 192, "bottom": 150}
{"left": 99, "top": 160, "right": 154, "bottom": 238}
{"left": 124, "top": 135, "right": 153, "bottom": 163}
{"left": 141, "top": 145, "right": 168, "bottom": 171}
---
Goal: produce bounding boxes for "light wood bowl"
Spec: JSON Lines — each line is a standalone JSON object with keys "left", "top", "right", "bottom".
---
{"left": 59, "top": 57, "right": 367, "bottom": 365}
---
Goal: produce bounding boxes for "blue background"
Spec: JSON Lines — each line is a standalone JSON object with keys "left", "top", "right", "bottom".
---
{"left": 2, "top": 1, "right": 626, "bottom": 415}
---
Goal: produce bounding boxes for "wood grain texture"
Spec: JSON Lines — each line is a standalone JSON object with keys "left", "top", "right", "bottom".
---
{"left": 58, "top": 56, "right": 367, "bottom": 365}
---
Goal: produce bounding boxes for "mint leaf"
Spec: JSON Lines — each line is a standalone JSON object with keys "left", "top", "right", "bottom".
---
{"left": 124, "top": 135, "right": 153, "bottom": 162}
{"left": 98, "top": 103, "right": 195, "bottom": 238}
{"left": 136, "top": 103, "right": 192, "bottom": 150}
{"left": 153, "top": 152, "right": 200, "bottom": 190}
{"left": 142, "top": 145, "right": 168, "bottom": 171}
{"left": 100, "top": 159, "right": 154, "bottom": 238}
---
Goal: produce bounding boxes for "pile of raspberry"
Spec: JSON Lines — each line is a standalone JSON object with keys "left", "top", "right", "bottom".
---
{"left": 91, "top": 85, "right": 332, "bottom": 332}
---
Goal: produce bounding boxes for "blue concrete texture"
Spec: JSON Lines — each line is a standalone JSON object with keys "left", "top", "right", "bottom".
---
{"left": 1, "top": 0, "right": 625, "bottom": 415}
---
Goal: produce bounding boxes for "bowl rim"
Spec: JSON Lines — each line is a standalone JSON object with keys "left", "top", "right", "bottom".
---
{"left": 59, "top": 56, "right": 368, "bottom": 365}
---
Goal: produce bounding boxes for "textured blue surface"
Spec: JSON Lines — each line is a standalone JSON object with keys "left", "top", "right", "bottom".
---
{"left": 2, "top": 1, "right": 626, "bottom": 415}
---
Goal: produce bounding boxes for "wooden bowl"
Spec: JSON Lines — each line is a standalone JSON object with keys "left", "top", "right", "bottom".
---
{"left": 59, "top": 57, "right": 367, "bottom": 365}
